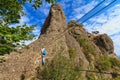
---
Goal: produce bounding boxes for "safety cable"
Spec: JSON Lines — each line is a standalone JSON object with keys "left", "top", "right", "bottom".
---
{"left": 38, "top": 0, "right": 108, "bottom": 48}
{"left": 44, "top": 0, "right": 117, "bottom": 47}
{"left": 36, "top": 0, "right": 120, "bottom": 77}
{"left": 77, "top": 0, "right": 105, "bottom": 22}
{"left": 39, "top": 0, "right": 116, "bottom": 46}
{"left": 59, "top": 67, "right": 120, "bottom": 75}
{"left": 46, "top": 27, "right": 74, "bottom": 47}
{"left": 38, "top": 0, "right": 120, "bottom": 76}
{"left": 36, "top": 26, "right": 74, "bottom": 50}
{"left": 80, "top": 0, "right": 117, "bottom": 23}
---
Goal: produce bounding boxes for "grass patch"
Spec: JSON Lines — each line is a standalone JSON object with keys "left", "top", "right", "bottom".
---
{"left": 36, "top": 54, "right": 83, "bottom": 80}
{"left": 0, "top": 57, "right": 5, "bottom": 63}
{"left": 69, "top": 48, "right": 77, "bottom": 60}
{"left": 95, "top": 55, "right": 111, "bottom": 71}
{"left": 75, "top": 35, "right": 95, "bottom": 62}
{"left": 86, "top": 72, "right": 96, "bottom": 80}
{"left": 110, "top": 58, "right": 120, "bottom": 68}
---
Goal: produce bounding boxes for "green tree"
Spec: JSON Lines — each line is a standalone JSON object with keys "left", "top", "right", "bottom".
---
{"left": 0, "top": 0, "right": 57, "bottom": 55}
{"left": 0, "top": 0, "right": 57, "bottom": 24}
{"left": 46, "top": 0, "right": 57, "bottom": 5}
{"left": 0, "top": 24, "right": 36, "bottom": 55}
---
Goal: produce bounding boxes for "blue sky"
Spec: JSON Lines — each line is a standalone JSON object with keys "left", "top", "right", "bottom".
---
{"left": 18, "top": 0, "right": 120, "bottom": 57}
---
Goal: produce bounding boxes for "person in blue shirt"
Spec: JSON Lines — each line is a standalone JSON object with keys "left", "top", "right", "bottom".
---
{"left": 41, "top": 48, "right": 47, "bottom": 65}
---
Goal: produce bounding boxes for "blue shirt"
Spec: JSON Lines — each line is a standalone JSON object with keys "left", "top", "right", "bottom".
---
{"left": 42, "top": 49, "right": 47, "bottom": 55}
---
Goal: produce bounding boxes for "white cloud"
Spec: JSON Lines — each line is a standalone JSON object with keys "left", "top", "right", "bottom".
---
{"left": 89, "top": 14, "right": 108, "bottom": 24}
{"left": 19, "top": 16, "right": 30, "bottom": 25}
{"left": 37, "top": 1, "right": 51, "bottom": 16}
{"left": 88, "top": 4, "right": 120, "bottom": 35}
{"left": 32, "top": 27, "right": 41, "bottom": 36}
{"left": 19, "top": 0, "right": 120, "bottom": 57}
{"left": 9, "top": 16, "right": 30, "bottom": 27}
{"left": 111, "top": 35, "right": 120, "bottom": 56}
{"left": 74, "top": 1, "right": 98, "bottom": 14}
{"left": 24, "top": 38, "right": 37, "bottom": 45}
{"left": 70, "top": 0, "right": 98, "bottom": 20}
{"left": 72, "top": 0, "right": 82, "bottom": 8}
{"left": 84, "top": 4, "right": 120, "bottom": 56}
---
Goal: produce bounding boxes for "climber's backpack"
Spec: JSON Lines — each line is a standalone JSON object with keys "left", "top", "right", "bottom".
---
{"left": 42, "top": 49, "right": 47, "bottom": 55}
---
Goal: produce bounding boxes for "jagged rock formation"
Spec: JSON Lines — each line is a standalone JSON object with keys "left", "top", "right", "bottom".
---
{"left": 93, "top": 34, "right": 114, "bottom": 54}
{"left": 0, "top": 4, "right": 120, "bottom": 80}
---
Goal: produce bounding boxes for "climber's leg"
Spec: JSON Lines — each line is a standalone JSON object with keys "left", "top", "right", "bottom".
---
{"left": 42, "top": 55, "right": 45, "bottom": 65}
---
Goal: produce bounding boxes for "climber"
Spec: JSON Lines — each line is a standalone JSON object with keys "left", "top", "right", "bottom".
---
{"left": 41, "top": 48, "right": 47, "bottom": 65}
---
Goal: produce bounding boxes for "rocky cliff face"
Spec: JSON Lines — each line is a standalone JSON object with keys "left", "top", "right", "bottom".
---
{"left": 0, "top": 4, "right": 120, "bottom": 80}
{"left": 93, "top": 34, "right": 114, "bottom": 54}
